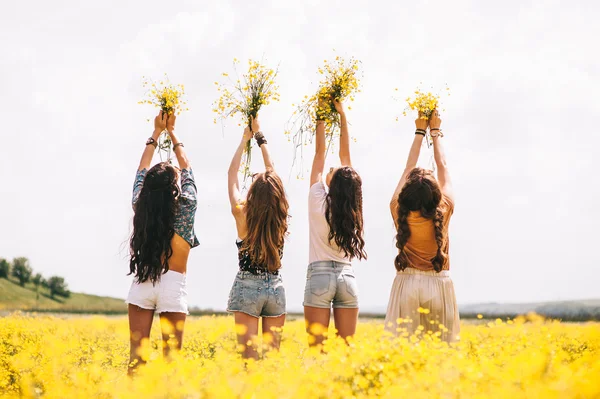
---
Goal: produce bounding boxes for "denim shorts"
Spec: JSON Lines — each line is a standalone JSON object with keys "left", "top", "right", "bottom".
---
{"left": 303, "top": 261, "right": 359, "bottom": 309}
{"left": 125, "top": 270, "right": 188, "bottom": 314}
{"left": 227, "top": 271, "right": 286, "bottom": 318}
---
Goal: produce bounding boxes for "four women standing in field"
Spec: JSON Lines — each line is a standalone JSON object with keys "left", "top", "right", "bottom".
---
{"left": 126, "top": 99, "right": 459, "bottom": 368}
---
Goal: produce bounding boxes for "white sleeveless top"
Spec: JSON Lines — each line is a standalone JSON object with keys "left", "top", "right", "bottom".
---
{"left": 308, "top": 181, "right": 350, "bottom": 264}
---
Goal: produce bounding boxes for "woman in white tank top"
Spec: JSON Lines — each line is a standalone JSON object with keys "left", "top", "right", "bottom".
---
{"left": 303, "top": 99, "right": 367, "bottom": 348}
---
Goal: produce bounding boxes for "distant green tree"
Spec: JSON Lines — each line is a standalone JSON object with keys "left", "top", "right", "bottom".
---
{"left": 32, "top": 273, "right": 43, "bottom": 287}
{"left": 11, "top": 257, "right": 32, "bottom": 286}
{"left": 0, "top": 258, "right": 9, "bottom": 279}
{"left": 32, "top": 273, "right": 43, "bottom": 300}
{"left": 47, "top": 276, "right": 70, "bottom": 299}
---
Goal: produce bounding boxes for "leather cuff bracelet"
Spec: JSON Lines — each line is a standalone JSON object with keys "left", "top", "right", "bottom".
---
{"left": 255, "top": 132, "right": 267, "bottom": 147}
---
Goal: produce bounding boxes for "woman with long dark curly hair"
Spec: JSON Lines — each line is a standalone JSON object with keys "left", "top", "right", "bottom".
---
{"left": 384, "top": 110, "right": 459, "bottom": 343}
{"left": 126, "top": 111, "right": 198, "bottom": 374}
{"left": 304, "top": 99, "right": 367, "bottom": 347}
{"left": 226, "top": 116, "right": 289, "bottom": 360}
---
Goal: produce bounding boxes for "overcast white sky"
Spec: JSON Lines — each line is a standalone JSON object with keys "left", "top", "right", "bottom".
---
{"left": 1, "top": 0, "right": 599, "bottom": 312}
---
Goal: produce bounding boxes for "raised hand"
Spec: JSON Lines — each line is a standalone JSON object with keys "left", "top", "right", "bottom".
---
{"left": 166, "top": 112, "right": 176, "bottom": 133}
{"left": 429, "top": 109, "right": 442, "bottom": 131}
{"left": 415, "top": 111, "right": 428, "bottom": 131}
{"left": 250, "top": 115, "right": 260, "bottom": 133}
{"left": 154, "top": 111, "right": 167, "bottom": 132}
{"left": 243, "top": 126, "right": 253, "bottom": 142}
{"left": 333, "top": 99, "right": 345, "bottom": 115}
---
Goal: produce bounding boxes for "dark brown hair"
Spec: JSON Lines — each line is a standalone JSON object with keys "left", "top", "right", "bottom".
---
{"left": 129, "top": 162, "right": 180, "bottom": 284}
{"left": 325, "top": 166, "right": 367, "bottom": 261}
{"left": 395, "top": 167, "right": 447, "bottom": 272}
{"left": 241, "top": 170, "right": 289, "bottom": 272}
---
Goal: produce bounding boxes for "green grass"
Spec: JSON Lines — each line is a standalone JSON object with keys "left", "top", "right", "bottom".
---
{"left": 0, "top": 277, "right": 126, "bottom": 313}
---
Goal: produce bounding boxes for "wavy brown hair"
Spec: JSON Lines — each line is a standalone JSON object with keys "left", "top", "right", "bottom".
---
{"left": 129, "top": 162, "right": 180, "bottom": 284}
{"left": 325, "top": 166, "right": 367, "bottom": 261}
{"left": 240, "top": 170, "right": 289, "bottom": 272}
{"left": 395, "top": 167, "right": 447, "bottom": 272}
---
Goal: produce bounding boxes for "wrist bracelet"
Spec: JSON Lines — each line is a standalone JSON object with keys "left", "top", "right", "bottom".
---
{"left": 173, "top": 142, "right": 184, "bottom": 150}
{"left": 255, "top": 131, "right": 268, "bottom": 147}
{"left": 430, "top": 128, "right": 440, "bottom": 131}
{"left": 415, "top": 129, "right": 426, "bottom": 136}
{"left": 146, "top": 137, "right": 158, "bottom": 148}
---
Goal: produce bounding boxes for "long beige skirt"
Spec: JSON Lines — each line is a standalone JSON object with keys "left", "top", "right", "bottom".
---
{"left": 384, "top": 268, "right": 460, "bottom": 343}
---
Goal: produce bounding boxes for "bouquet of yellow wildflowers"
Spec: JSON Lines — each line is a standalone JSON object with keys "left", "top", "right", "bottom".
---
{"left": 286, "top": 56, "right": 362, "bottom": 177}
{"left": 401, "top": 84, "right": 450, "bottom": 146}
{"left": 213, "top": 58, "right": 280, "bottom": 180}
{"left": 139, "top": 75, "right": 188, "bottom": 161}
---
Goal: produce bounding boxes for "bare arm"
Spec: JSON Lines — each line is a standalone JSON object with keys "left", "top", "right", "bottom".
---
{"left": 138, "top": 112, "right": 165, "bottom": 171}
{"left": 310, "top": 115, "right": 327, "bottom": 186}
{"left": 430, "top": 110, "right": 453, "bottom": 201}
{"left": 336, "top": 101, "right": 352, "bottom": 167}
{"left": 228, "top": 128, "right": 253, "bottom": 214}
{"left": 390, "top": 113, "right": 428, "bottom": 218}
{"left": 166, "top": 115, "right": 190, "bottom": 170}
{"left": 251, "top": 117, "right": 274, "bottom": 171}
{"left": 259, "top": 143, "right": 274, "bottom": 171}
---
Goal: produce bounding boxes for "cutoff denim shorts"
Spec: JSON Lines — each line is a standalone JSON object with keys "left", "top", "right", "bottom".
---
{"left": 125, "top": 270, "right": 188, "bottom": 314}
{"left": 303, "top": 261, "right": 359, "bottom": 309}
{"left": 227, "top": 271, "right": 286, "bottom": 318}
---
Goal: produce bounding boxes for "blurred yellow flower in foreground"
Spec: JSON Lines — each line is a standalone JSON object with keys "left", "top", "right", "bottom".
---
{"left": 1, "top": 313, "right": 599, "bottom": 398}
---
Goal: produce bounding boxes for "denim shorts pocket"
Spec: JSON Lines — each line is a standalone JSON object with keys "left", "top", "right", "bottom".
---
{"left": 310, "top": 273, "right": 331, "bottom": 296}
{"left": 343, "top": 274, "right": 358, "bottom": 298}
{"left": 241, "top": 282, "right": 259, "bottom": 306}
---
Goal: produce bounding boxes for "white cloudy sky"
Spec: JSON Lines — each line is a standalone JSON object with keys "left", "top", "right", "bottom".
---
{"left": 1, "top": 0, "right": 598, "bottom": 312}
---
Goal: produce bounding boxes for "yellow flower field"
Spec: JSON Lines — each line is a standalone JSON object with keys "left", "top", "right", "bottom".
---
{"left": 1, "top": 313, "right": 599, "bottom": 398}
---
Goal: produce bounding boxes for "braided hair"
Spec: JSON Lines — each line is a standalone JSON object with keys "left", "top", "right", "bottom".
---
{"left": 394, "top": 168, "right": 447, "bottom": 272}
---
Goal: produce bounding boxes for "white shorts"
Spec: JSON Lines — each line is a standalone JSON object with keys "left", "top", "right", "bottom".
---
{"left": 125, "top": 270, "right": 189, "bottom": 314}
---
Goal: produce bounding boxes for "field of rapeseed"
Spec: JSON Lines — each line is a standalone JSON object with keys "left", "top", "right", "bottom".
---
{"left": 1, "top": 313, "right": 599, "bottom": 398}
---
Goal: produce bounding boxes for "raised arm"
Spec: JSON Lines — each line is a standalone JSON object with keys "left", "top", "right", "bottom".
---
{"left": 137, "top": 111, "right": 165, "bottom": 171}
{"left": 251, "top": 116, "right": 274, "bottom": 171}
{"left": 390, "top": 112, "right": 428, "bottom": 218}
{"left": 430, "top": 110, "right": 453, "bottom": 201}
{"left": 166, "top": 114, "right": 190, "bottom": 170}
{"left": 310, "top": 99, "right": 327, "bottom": 186}
{"left": 335, "top": 100, "right": 352, "bottom": 167}
{"left": 228, "top": 127, "right": 253, "bottom": 214}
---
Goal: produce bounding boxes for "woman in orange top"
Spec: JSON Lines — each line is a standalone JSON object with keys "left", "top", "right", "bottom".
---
{"left": 384, "top": 109, "right": 460, "bottom": 343}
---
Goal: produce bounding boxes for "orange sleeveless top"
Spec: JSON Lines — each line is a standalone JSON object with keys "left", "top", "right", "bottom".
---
{"left": 393, "top": 195, "right": 454, "bottom": 271}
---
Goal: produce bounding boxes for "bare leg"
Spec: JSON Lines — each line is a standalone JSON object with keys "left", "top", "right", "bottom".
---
{"left": 262, "top": 315, "right": 286, "bottom": 353}
{"left": 159, "top": 312, "right": 187, "bottom": 359}
{"left": 333, "top": 307, "right": 359, "bottom": 343}
{"left": 128, "top": 304, "right": 154, "bottom": 376}
{"left": 304, "top": 306, "right": 331, "bottom": 348}
{"left": 234, "top": 312, "right": 260, "bottom": 360}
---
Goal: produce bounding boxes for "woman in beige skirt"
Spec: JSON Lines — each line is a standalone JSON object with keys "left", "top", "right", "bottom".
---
{"left": 384, "top": 109, "right": 460, "bottom": 343}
